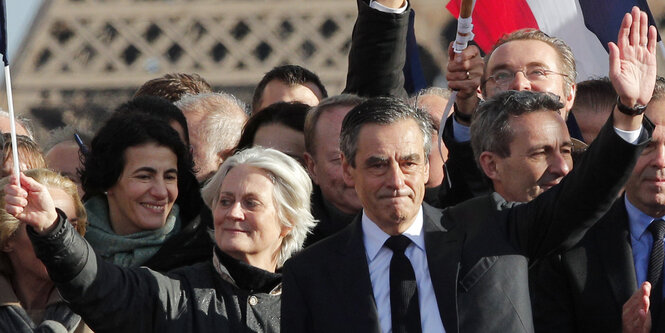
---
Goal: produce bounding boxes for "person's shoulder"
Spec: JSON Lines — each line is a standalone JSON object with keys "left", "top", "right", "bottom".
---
{"left": 285, "top": 221, "right": 358, "bottom": 271}
{"left": 165, "top": 260, "right": 215, "bottom": 284}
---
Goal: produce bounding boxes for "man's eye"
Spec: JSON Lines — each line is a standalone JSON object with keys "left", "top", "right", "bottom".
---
{"left": 494, "top": 71, "right": 512, "bottom": 81}
{"left": 528, "top": 69, "right": 547, "bottom": 77}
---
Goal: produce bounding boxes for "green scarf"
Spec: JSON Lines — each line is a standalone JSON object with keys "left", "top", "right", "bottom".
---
{"left": 84, "top": 196, "right": 182, "bottom": 267}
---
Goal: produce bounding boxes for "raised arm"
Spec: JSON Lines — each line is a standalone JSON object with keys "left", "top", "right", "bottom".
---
{"left": 512, "top": 6, "right": 657, "bottom": 259}
{"left": 446, "top": 43, "right": 483, "bottom": 125}
{"left": 609, "top": 6, "right": 657, "bottom": 131}
{"left": 343, "top": 0, "right": 410, "bottom": 98}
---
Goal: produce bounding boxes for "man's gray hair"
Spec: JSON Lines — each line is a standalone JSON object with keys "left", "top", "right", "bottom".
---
{"left": 42, "top": 124, "right": 93, "bottom": 152}
{"left": 304, "top": 94, "right": 366, "bottom": 155}
{"left": 470, "top": 90, "right": 564, "bottom": 166}
{"left": 201, "top": 147, "right": 316, "bottom": 267}
{"left": 340, "top": 97, "right": 432, "bottom": 167}
{"left": 175, "top": 92, "right": 248, "bottom": 156}
{"left": 0, "top": 110, "right": 34, "bottom": 139}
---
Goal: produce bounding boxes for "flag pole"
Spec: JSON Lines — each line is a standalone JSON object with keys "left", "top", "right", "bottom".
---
{"left": 438, "top": 0, "right": 476, "bottom": 168}
{"left": 0, "top": 1, "right": 18, "bottom": 184}
{"left": 4, "top": 64, "right": 19, "bottom": 183}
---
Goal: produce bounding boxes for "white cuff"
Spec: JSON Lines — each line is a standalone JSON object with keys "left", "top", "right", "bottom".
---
{"left": 614, "top": 126, "right": 643, "bottom": 145}
{"left": 369, "top": 0, "right": 408, "bottom": 14}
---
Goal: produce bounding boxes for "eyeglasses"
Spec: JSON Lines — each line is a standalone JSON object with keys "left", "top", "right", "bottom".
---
{"left": 485, "top": 67, "right": 568, "bottom": 87}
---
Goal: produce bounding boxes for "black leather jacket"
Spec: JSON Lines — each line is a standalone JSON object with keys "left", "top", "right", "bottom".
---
{"left": 29, "top": 213, "right": 281, "bottom": 333}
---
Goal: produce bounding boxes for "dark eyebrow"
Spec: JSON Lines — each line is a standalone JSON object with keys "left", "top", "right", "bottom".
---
{"left": 132, "top": 167, "right": 178, "bottom": 174}
{"left": 365, "top": 156, "right": 388, "bottom": 167}
{"left": 133, "top": 167, "right": 157, "bottom": 174}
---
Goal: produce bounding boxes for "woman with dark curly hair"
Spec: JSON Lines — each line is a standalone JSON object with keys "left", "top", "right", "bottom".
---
{"left": 80, "top": 96, "right": 213, "bottom": 271}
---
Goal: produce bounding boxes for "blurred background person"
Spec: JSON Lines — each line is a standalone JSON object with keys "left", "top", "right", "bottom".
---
{"left": 175, "top": 92, "right": 248, "bottom": 183}
{"left": 0, "top": 169, "right": 90, "bottom": 333}
{"left": 235, "top": 102, "right": 309, "bottom": 165}
{"left": 1, "top": 133, "right": 47, "bottom": 177}
{"left": 251, "top": 65, "right": 327, "bottom": 114}
{"left": 43, "top": 125, "right": 92, "bottom": 198}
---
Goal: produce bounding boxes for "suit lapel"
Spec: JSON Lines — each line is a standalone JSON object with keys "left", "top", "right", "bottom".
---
{"left": 594, "top": 199, "right": 638, "bottom": 304}
{"left": 330, "top": 216, "right": 382, "bottom": 333}
{"left": 423, "top": 204, "right": 462, "bottom": 333}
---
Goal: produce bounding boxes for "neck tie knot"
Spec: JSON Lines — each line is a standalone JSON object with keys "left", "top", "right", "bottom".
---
{"left": 385, "top": 235, "right": 412, "bottom": 254}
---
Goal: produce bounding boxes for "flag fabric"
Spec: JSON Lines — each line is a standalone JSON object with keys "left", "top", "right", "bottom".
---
{"left": 0, "top": 0, "right": 7, "bottom": 66}
{"left": 446, "top": 0, "right": 663, "bottom": 81}
{"left": 403, "top": 9, "right": 427, "bottom": 95}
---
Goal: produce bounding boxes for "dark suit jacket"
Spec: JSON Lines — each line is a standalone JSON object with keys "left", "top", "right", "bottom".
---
{"left": 282, "top": 204, "right": 459, "bottom": 333}
{"left": 531, "top": 196, "right": 665, "bottom": 332}
{"left": 304, "top": 186, "right": 358, "bottom": 248}
{"left": 282, "top": 117, "right": 652, "bottom": 333}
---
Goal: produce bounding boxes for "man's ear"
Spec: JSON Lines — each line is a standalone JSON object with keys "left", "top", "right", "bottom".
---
{"left": 341, "top": 154, "right": 356, "bottom": 188}
{"left": 303, "top": 152, "right": 319, "bottom": 184}
{"left": 478, "top": 151, "right": 501, "bottom": 181}
{"left": 563, "top": 83, "right": 577, "bottom": 117}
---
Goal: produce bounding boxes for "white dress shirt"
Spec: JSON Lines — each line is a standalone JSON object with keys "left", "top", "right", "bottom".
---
{"left": 362, "top": 207, "right": 445, "bottom": 332}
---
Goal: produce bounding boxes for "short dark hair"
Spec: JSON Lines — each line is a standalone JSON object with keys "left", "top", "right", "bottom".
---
{"left": 81, "top": 99, "right": 202, "bottom": 221}
{"left": 251, "top": 65, "right": 328, "bottom": 112}
{"left": 134, "top": 73, "right": 212, "bottom": 102}
{"left": 304, "top": 94, "right": 366, "bottom": 155}
{"left": 116, "top": 95, "right": 190, "bottom": 145}
{"left": 235, "top": 102, "right": 310, "bottom": 152}
{"left": 340, "top": 97, "right": 432, "bottom": 168}
{"left": 571, "top": 77, "right": 617, "bottom": 116}
{"left": 471, "top": 90, "right": 564, "bottom": 166}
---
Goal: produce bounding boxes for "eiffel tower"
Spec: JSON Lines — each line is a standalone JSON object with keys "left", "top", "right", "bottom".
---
{"left": 6, "top": 0, "right": 452, "bottom": 139}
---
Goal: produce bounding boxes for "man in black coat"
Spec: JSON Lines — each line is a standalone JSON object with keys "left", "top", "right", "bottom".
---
{"left": 532, "top": 77, "right": 665, "bottom": 333}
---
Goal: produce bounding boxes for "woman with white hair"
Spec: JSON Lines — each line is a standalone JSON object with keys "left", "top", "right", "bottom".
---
{"left": 2, "top": 147, "right": 316, "bottom": 332}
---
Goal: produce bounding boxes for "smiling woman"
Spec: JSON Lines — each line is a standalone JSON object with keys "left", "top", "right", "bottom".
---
{"left": 79, "top": 97, "right": 213, "bottom": 271}
{"left": 0, "top": 146, "right": 316, "bottom": 332}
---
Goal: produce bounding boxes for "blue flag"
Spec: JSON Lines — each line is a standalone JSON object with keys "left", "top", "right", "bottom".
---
{"left": 579, "top": 0, "right": 662, "bottom": 53}
{"left": 0, "top": 0, "right": 7, "bottom": 66}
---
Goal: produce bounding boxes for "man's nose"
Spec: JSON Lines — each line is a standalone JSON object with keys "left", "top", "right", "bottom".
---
{"left": 548, "top": 151, "right": 571, "bottom": 178}
{"left": 509, "top": 71, "right": 532, "bottom": 91}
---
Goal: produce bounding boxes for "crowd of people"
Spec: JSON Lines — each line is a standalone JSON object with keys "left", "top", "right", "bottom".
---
{"left": 0, "top": 0, "right": 663, "bottom": 332}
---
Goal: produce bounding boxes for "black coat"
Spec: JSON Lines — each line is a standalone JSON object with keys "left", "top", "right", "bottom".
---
{"left": 530, "top": 196, "right": 665, "bottom": 332}
{"left": 30, "top": 215, "right": 281, "bottom": 333}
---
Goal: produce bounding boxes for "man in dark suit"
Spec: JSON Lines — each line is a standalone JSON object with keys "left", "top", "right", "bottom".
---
{"left": 281, "top": 44, "right": 652, "bottom": 330}
{"left": 532, "top": 77, "right": 665, "bottom": 333}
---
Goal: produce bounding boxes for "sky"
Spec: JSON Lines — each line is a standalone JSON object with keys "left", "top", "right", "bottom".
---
{"left": 6, "top": 0, "right": 43, "bottom": 60}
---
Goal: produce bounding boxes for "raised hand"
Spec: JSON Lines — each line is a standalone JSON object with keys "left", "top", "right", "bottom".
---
{"left": 4, "top": 173, "right": 58, "bottom": 234}
{"left": 622, "top": 282, "right": 652, "bottom": 333}
{"left": 609, "top": 6, "right": 658, "bottom": 107}
{"left": 446, "top": 42, "right": 483, "bottom": 121}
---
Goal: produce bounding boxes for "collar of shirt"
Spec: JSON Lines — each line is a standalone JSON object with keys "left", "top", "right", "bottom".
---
{"left": 626, "top": 196, "right": 664, "bottom": 241}
{"left": 362, "top": 206, "right": 425, "bottom": 263}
